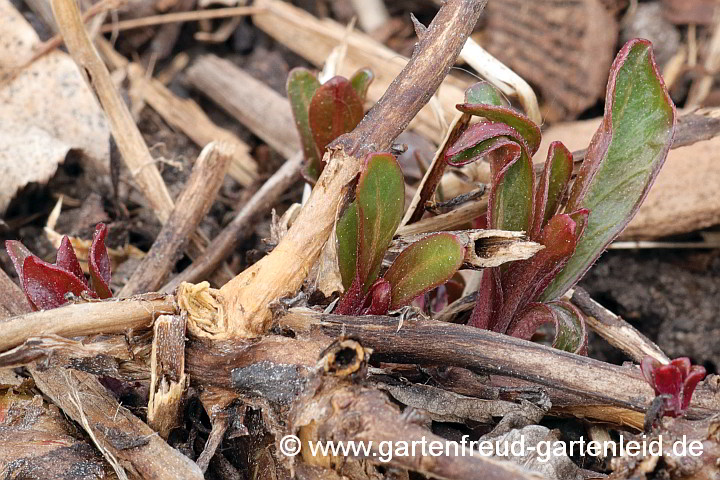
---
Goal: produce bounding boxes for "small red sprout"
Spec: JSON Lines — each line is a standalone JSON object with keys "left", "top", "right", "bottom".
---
{"left": 5, "top": 223, "right": 112, "bottom": 310}
{"left": 641, "top": 356, "right": 706, "bottom": 417}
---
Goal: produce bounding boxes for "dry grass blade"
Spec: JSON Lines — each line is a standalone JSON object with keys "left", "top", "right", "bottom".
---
{"left": 51, "top": 0, "right": 175, "bottom": 222}
{"left": 99, "top": 5, "right": 264, "bottom": 32}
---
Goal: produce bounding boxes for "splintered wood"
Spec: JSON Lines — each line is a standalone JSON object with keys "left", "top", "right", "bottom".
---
{"left": 481, "top": 0, "right": 618, "bottom": 120}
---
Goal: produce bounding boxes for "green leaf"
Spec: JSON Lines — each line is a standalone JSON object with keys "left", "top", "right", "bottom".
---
{"left": 350, "top": 68, "right": 374, "bottom": 100}
{"left": 541, "top": 39, "right": 676, "bottom": 301}
{"left": 336, "top": 201, "right": 359, "bottom": 291}
{"left": 531, "top": 141, "right": 573, "bottom": 239}
{"left": 383, "top": 233, "right": 465, "bottom": 310}
{"left": 457, "top": 83, "right": 541, "bottom": 155}
{"left": 287, "top": 68, "right": 322, "bottom": 180}
{"left": 308, "top": 76, "right": 364, "bottom": 158}
{"left": 355, "top": 152, "right": 405, "bottom": 291}
{"left": 464, "top": 82, "right": 509, "bottom": 107}
{"left": 548, "top": 301, "right": 588, "bottom": 355}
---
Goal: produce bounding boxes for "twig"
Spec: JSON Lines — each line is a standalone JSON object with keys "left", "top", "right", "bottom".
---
{"left": 195, "top": 412, "right": 229, "bottom": 472}
{"left": 571, "top": 288, "right": 669, "bottom": 364}
{"left": 163, "top": 152, "right": 303, "bottom": 291}
{"left": 120, "top": 142, "right": 232, "bottom": 297}
{"left": 95, "top": 39, "right": 257, "bottom": 187}
{"left": 185, "top": 55, "right": 300, "bottom": 159}
{"left": 0, "top": 295, "right": 175, "bottom": 353}
{"left": 251, "top": 0, "right": 473, "bottom": 144}
{"left": 100, "top": 5, "right": 263, "bottom": 32}
{"left": 51, "top": 0, "right": 175, "bottom": 222}
{"left": 0, "top": 270, "right": 31, "bottom": 315}
{"left": 396, "top": 198, "right": 488, "bottom": 236}
{"left": 189, "top": 0, "right": 489, "bottom": 339}
{"left": 278, "top": 310, "right": 719, "bottom": 420}
{"left": 148, "top": 314, "right": 188, "bottom": 439}
{"left": 34, "top": 368, "right": 204, "bottom": 479}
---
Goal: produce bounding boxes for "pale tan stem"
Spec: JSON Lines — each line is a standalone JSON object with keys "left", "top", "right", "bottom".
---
{"left": 197, "top": 0, "right": 489, "bottom": 339}
{"left": 51, "top": 0, "right": 174, "bottom": 222}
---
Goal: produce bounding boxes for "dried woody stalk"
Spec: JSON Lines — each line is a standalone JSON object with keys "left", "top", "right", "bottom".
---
{"left": 179, "top": 0, "right": 490, "bottom": 340}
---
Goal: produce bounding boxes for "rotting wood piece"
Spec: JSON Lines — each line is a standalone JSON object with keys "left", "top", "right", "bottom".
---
{"left": 148, "top": 313, "right": 188, "bottom": 439}
{"left": 482, "top": 0, "right": 618, "bottom": 121}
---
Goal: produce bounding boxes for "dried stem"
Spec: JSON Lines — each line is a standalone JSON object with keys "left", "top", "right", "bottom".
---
{"left": 196, "top": 0, "right": 488, "bottom": 340}
{"left": 0, "top": 295, "right": 175, "bottom": 353}
{"left": 51, "top": 0, "right": 175, "bottom": 222}
{"left": 148, "top": 314, "right": 188, "bottom": 439}
{"left": 120, "top": 142, "right": 232, "bottom": 297}
{"left": 164, "top": 152, "right": 303, "bottom": 291}
{"left": 571, "top": 288, "right": 669, "bottom": 364}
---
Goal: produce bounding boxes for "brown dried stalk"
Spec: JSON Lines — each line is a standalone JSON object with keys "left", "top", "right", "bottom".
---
{"left": 51, "top": 0, "right": 175, "bottom": 223}
{"left": 120, "top": 142, "right": 232, "bottom": 297}
{"left": 181, "top": 0, "right": 489, "bottom": 340}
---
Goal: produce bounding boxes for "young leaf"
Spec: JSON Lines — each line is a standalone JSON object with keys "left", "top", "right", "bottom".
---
{"left": 336, "top": 202, "right": 359, "bottom": 291}
{"left": 308, "top": 76, "right": 364, "bottom": 158}
{"left": 445, "top": 122, "right": 534, "bottom": 232}
{"left": 350, "top": 68, "right": 374, "bottom": 100}
{"left": 468, "top": 268, "right": 502, "bottom": 330}
{"left": 457, "top": 83, "right": 542, "bottom": 155}
{"left": 383, "top": 233, "right": 465, "bottom": 310}
{"left": 364, "top": 278, "right": 391, "bottom": 316}
{"left": 547, "top": 301, "right": 588, "bottom": 354}
{"left": 5, "top": 240, "right": 33, "bottom": 280}
{"left": 355, "top": 153, "right": 405, "bottom": 291}
{"left": 531, "top": 141, "right": 573, "bottom": 239}
{"left": 287, "top": 68, "right": 322, "bottom": 180}
{"left": 541, "top": 39, "right": 676, "bottom": 301}
{"left": 22, "top": 256, "right": 92, "bottom": 310}
{"left": 89, "top": 223, "right": 112, "bottom": 299}
{"left": 56, "top": 236, "right": 88, "bottom": 286}
{"left": 464, "top": 82, "right": 509, "bottom": 107}
{"left": 506, "top": 302, "right": 553, "bottom": 341}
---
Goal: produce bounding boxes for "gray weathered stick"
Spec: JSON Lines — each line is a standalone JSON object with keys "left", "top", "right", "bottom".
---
{"left": 120, "top": 142, "right": 232, "bottom": 296}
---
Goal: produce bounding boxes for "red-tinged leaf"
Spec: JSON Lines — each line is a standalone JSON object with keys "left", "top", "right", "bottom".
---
{"left": 542, "top": 39, "right": 676, "bottom": 301}
{"left": 653, "top": 364, "right": 684, "bottom": 414}
{"left": 22, "top": 256, "right": 92, "bottom": 310}
{"left": 89, "top": 223, "right": 111, "bottom": 299}
{"left": 641, "top": 356, "right": 659, "bottom": 385}
{"left": 336, "top": 201, "right": 359, "bottom": 291}
{"left": 531, "top": 142, "right": 573, "bottom": 239}
{"left": 464, "top": 82, "right": 509, "bottom": 107}
{"left": 383, "top": 233, "right": 465, "bottom": 310}
{"left": 446, "top": 122, "right": 534, "bottom": 232}
{"left": 567, "top": 209, "right": 590, "bottom": 241}
{"left": 308, "top": 76, "right": 364, "bottom": 157}
{"left": 364, "top": 278, "right": 391, "bottom": 316}
{"left": 469, "top": 268, "right": 502, "bottom": 330}
{"left": 334, "top": 277, "right": 365, "bottom": 315}
{"left": 507, "top": 303, "right": 554, "bottom": 341}
{"left": 457, "top": 83, "right": 542, "bottom": 155}
{"left": 350, "top": 68, "right": 374, "bottom": 100}
{"left": 547, "top": 301, "right": 588, "bottom": 355}
{"left": 681, "top": 366, "right": 707, "bottom": 411}
{"left": 56, "top": 236, "right": 88, "bottom": 286}
{"left": 287, "top": 68, "right": 322, "bottom": 180}
{"left": 670, "top": 357, "right": 692, "bottom": 378}
{"left": 5, "top": 240, "right": 33, "bottom": 280}
{"left": 354, "top": 153, "right": 405, "bottom": 292}
{"left": 491, "top": 214, "right": 578, "bottom": 334}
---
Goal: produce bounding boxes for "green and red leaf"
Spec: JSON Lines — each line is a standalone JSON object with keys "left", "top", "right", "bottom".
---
{"left": 308, "top": 76, "right": 364, "bottom": 158}
{"left": 350, "top": 68, "right": 374, "bottom": 100}
{"left": 383, "top": 233, "right": 465, "bottom": 310}
{"left": 457, "top": 83, "right": 541, "bottom": 155}
{"left": 541, "top": 39, "right": 676, "bottom": 301}
{"left": 354, "top": 153, "right": 405, "bottom": 291}
{"left": 531, "top": 141, "right": 573, "bottom": 239}
{"left": 287, "top": 68, "right": 322, "bottom": 180}
{"left": 336, "top": 201, "right": 359, "bottom": 291}
{"left": 89, "top": 223, "right": 112, "bottom": 299}
{"left": 507, "top": 301, "right": 587, "bottom": 355}
{"left": 364, "top": 278, "right": 391, "bottom": 316}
